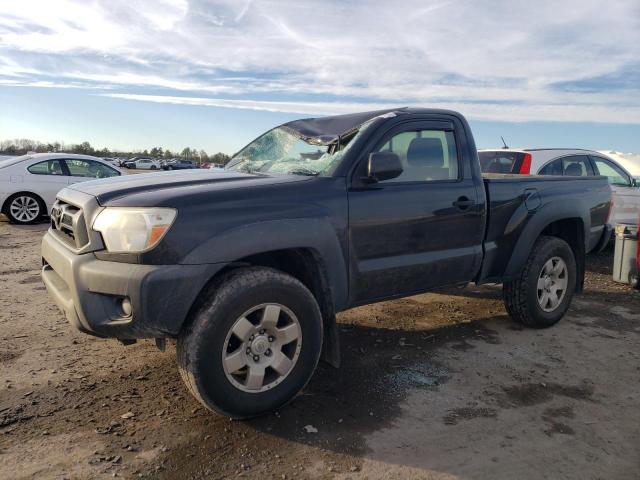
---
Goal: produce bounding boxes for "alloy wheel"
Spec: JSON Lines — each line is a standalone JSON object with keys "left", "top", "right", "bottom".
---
{"left": 537, "top": 256, "right": 568, "bottom": 312}
{"left": 9, "top": 196, "right": 40, "bottom": 222}
{"left": 222, "top": 303, "right": 302, "bottom": 393}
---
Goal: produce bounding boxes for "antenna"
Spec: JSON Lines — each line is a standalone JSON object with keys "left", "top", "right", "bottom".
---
{"left": 501, "top": 136, "right": 509, "bottom": 149}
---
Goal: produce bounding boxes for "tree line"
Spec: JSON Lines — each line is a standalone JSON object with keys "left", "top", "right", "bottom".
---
{"left": 0, "top": 139, "right": 232, "bottom": 165}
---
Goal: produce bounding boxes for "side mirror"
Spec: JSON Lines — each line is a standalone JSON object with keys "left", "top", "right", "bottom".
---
{"left": 366, "top": 151, "right": 403, "bottom": 183}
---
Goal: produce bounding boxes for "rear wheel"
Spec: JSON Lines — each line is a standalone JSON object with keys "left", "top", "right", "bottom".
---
{"left": 177, "top": 267, "right": 323, "bottom": 418}
{"left": 5, "top": 193, "right": 43, "bottom": 224}
{"left": 503, "top": 236, "right": 576, "bottom": 328}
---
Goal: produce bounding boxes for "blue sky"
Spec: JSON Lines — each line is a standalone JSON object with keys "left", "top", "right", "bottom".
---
{"left": 1, "top": 0, "right": 639, "bottom": 154}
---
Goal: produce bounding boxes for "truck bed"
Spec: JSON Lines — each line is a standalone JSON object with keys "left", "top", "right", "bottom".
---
{"left": 478, "top": 174, "right": 611, "bottom": 283}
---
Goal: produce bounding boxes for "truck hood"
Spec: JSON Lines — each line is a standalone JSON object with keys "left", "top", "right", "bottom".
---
{"left": 67, "top": 169, "right": 308, "bottom": 205}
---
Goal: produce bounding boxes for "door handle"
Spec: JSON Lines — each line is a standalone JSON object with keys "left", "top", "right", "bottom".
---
{"left": 453, "top": 196, "right": 474, "bottom": 210}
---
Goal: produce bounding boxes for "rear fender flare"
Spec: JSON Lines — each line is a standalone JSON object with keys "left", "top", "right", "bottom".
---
{"left": 504, "top": 203, "right": 589, "bottom": 280}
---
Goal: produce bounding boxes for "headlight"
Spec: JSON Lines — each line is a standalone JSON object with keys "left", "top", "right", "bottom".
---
{"left": 93, "top": 207, "right": 177, "bottom": 253}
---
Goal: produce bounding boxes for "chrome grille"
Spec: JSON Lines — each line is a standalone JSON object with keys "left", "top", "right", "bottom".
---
{"left": 50, "top": 200, "right": 89, "bottom": 249}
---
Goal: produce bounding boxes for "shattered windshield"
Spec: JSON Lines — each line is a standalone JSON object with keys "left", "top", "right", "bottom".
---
{"left": 226, "top": 121, "right": 373, "bottom": 176}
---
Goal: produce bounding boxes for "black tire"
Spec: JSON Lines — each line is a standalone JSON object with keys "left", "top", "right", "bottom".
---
{"left": 151, "top": 165, "right": 157, "bottom": 170}
{"left": 177, "top": 267, "right": 323, "bottom": 418}
{"left": 167, "top": 166, "right": 173, "bottom": 171}
{"left": 4, "top": 192, "right": 44, "bottom": 225}
{"left": 629, "top": 269, "right": 640, "bottom": 289}
{"left": 503, "top": 235, "right": 577, "bottom": 328}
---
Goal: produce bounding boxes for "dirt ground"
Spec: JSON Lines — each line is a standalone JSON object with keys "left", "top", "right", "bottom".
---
{"left": 1, "top": 218, "right": 639, "bottom": 480}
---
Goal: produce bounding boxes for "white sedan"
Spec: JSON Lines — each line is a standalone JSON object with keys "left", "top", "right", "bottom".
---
{"left": 479, "top": 148, "right": 640, "bottom": 226}
{"left": 0, "top": 153, "right": 121, "bottom": 224}
{"left": 123, "top": 157, "right": 161, "bottom": 170}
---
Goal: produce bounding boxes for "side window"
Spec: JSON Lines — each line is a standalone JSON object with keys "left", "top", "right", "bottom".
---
{"left": 478, "top": 151, "right": 520, "bottom": 173}
{"left": 561, "top": 155, "right": 591, "bottom": 176}
{"left": 376, "top": 129, "right": 458, "bottom": 183}
{"left": 538, "top": 159, "right": 563, "bottom": 176}
{"left": 65, "top": 160, "right": 119, "bottom": 178}
{"left": 591, "top": 157, "right": 631, "bottom": 186}
{"left": 27, "top": 160, "right": 64, "bottom": 176}
{"left": 539, "top": 155, "right": 591, "bottom": 176}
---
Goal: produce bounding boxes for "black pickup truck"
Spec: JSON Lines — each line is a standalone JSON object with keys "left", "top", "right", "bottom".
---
{"left": 41, "top": 108, "right": 611, "bottom": 418}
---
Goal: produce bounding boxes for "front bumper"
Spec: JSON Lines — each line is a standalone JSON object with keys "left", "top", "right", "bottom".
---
{"left": 41, "top": 230, "right": 225, "bottom": 339}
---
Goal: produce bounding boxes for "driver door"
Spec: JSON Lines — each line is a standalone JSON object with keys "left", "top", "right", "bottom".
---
{"left": 347, "top": 120, "right": 484, "bottom": 304}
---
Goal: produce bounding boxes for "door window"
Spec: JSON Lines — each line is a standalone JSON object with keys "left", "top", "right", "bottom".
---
{"left": 64, "top": 159, "right": 119, "bottom": 178}
{"left": 538, "top": 158, "right": 563, "bottom": 175}
{"left": 591, "top": 156, "right": 631, "bottom": 186}
{"left": 539, "top": 155, "right": 591, "bottom": 176}
{"left": 376, "top": 129, "right": 458, "bottom": 183}
{"left": 27, "top": 160, "right": 64, "bottom": 176}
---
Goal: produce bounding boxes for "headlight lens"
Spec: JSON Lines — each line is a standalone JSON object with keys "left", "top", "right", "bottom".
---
{"left": 93, "top": 207, "right": 177, "bottom": 253}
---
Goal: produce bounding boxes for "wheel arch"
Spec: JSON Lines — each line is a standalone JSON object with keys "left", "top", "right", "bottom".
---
{"left": 504, "top": 215, "right": 586, "bottom": 292}
{"left": 184, "top": 246, "right": 342, "bottom": 367}
{"left": 2, "top": 190, "right": 47, "bottom": 215}
{"left": 223, "top": 247, "right": 335, "bottom": 316}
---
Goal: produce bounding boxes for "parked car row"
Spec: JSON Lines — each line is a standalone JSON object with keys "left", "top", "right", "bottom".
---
{"left": 478, "top": 148, "right": 640, "bottom": 226}
{"left": 117, "top": 157, "right": 202, "bottom": 170}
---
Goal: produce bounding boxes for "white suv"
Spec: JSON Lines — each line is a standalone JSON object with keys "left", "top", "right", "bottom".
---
{"left": 478, "top": 149, "right": 640, "bottom": 226}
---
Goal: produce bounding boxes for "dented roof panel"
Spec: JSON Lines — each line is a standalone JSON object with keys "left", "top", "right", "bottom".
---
{"left": 282, "top": 107, "right": 406, "bottom": 144}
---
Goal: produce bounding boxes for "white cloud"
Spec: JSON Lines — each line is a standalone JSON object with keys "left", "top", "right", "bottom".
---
{"left": 1, "top": 0, "right": 639, "bottom": 123}
{"left": 100, "top": 92, "right": 640, "bottom": 124}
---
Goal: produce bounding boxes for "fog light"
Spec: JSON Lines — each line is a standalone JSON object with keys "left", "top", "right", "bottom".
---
{"left": 121, "top": 298, "right": 132, "bottom": 317}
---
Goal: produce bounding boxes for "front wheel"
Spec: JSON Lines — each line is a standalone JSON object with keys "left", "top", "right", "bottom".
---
{"left": 503, "top": 235, "right": 577, "bottom": 328}
{"left": 177, "top": 267, "right": 323, "bottom": 418}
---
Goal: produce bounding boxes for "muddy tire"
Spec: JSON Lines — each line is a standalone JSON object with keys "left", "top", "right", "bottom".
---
{"left": 177, "top": 267, "right": 323, "bottom": 418}
{"left": 503, "top": 235, "right": 576, "bottom": 328}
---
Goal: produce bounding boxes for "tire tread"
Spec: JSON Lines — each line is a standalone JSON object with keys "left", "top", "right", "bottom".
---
{"left": 503, "top": 235, "right": 575, "bottom": 328}
{"left": 176, "top": 266, "right": 322, "bottom": 418}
